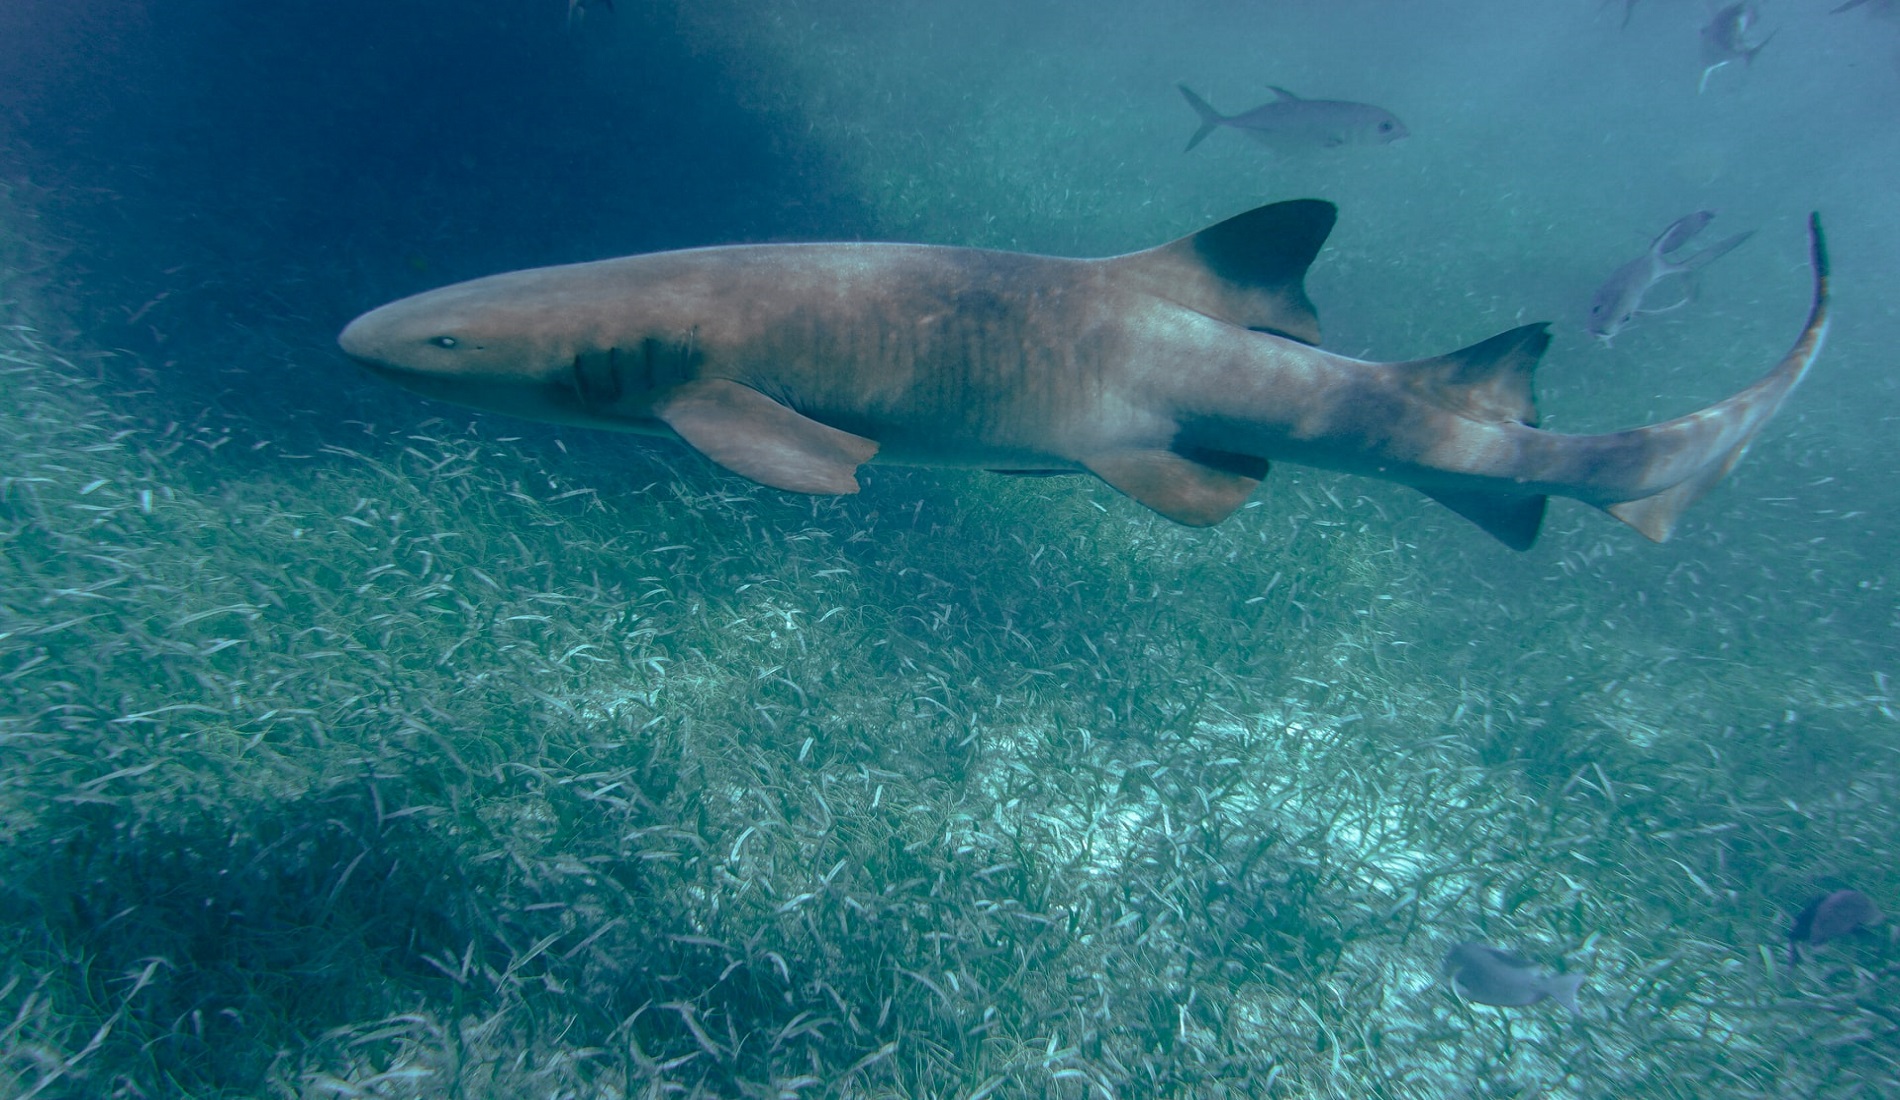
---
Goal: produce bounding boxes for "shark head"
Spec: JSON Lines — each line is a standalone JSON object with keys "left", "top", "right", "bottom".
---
{"left": 340, "top": 272, "right": 573, "bottom": 410}
{"left": 340, "top": 260, "right": 706, "bottom": 427}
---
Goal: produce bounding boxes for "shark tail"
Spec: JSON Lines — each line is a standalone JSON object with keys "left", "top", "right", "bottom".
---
{"left": 1178, "top": 85, "right": 1226, "bottom": 152}
{"left": 1603, "top": 213, "right": 1828, "bottom": 541}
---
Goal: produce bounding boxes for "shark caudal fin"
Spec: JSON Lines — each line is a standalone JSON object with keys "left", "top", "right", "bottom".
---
{"left": 1405, "top": 324, "right": 1554, "bottom": 550}
{"left": 1604, "top": 212, "right": 1829, "bottom": 541}
{"left": 1110, "top": 198, "right": 1336, "bottom": 346}
{"left": 1178, "top": 85, "right": 1228, "bottom": 152}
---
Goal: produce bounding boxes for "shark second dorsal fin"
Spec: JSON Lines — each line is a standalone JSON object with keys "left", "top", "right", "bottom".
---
{"left": 1111, "top": 199, "right": 1336, "bottom": 346}
{"left": 1403, "top": 324, "right": 1550, "bottom": 426}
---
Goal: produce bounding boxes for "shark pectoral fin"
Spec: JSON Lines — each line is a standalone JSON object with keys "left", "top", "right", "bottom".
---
{"left": 1083, "top": 448, "right": 1266, "bottom": 526}
{"left": 1420, "top": 488, "right": 1547, "bottom": 551}
{"left": 653, "top": 379, "right": 879, "bottom": 494}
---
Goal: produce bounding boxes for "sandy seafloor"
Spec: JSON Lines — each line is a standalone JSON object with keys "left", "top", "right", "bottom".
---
{"left": 0, "top": 1, "right": 1896, "bottom": 1096}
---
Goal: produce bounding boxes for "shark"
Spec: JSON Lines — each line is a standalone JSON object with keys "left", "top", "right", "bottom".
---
{"left": 339, "top": 200, "right": 1828, "bottom": 551}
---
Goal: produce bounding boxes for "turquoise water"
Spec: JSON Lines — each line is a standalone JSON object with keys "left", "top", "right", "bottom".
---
{"left": 0, "top": 2, "right": 1895, "bottom": 1096}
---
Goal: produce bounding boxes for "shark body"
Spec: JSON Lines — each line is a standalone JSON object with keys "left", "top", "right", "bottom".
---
{"left": 339, "top": 200, "right": 1828, "bottom": 550}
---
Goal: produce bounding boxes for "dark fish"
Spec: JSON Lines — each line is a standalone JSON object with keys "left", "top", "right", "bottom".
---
{"left": 1587, "top": 211, "right": 1752, "bottom": 344}
{"left": 1789, "top": 889, "right": 1884, "bottom": 962}
{"left": 339, "top": 201, "right": 1828, "bottom": 549}
{"left": 1700, "top": 3, "right": 1773, "bottom": 92}
{"left": 1444, "top": 943, "right": 1585, "bottom": 1013}
{"left": 1177, "top": 85, "right": 1407, "bottom": 153}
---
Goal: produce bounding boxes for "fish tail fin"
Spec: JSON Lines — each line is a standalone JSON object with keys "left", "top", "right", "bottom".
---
{"left": 1178, "top": 85, "right": 1225, "bottom": 152}
{"left": 1548, "top": 972, "right": 1586, "bottom": 1015}
{"left": 1671, "top": 230, "right": 1752, "bottom": 275}
{"left": 1603, "top": 214, "right": 1828, "bottom": 541}
{"left": 1653, "top": 211, "right": 1715, "bottom": 256}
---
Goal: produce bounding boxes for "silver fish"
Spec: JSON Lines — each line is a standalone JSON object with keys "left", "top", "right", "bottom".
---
{"left": 1700, "top": 3, "right": 1773, "bottom": 92}
{"left": 1178, "top": 85, "right": 1407, "bottom": 153}
{"left": 1587, "top": 211, "right": 1752, "bottom": 344}
{"left": 1444, "top": 943, "right": 1585, "bottom": 1013}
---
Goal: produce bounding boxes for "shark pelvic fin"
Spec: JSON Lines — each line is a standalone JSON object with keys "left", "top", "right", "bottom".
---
{"left": 1114, "top": 199, "right": 1335, "bottom": 345}
{"left": 1084, "top": 447, "right": 1267, "bottom": 526}
{"left": 1422, "top": 488, "right": 1548, "bottom": 551}
{"left": 1404, "top": 323, "right": 1549, "bottom": 425}
{"left": 654, "top": 379, "right": 879, "bottom": 494}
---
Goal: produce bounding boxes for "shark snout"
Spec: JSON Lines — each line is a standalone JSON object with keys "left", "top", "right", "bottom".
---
{"left": 337, "top": 312, "right": 386, "bottom": 366}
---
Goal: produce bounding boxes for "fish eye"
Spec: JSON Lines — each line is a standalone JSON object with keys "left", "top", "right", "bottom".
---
{"left": 430, "top": 336, "right": 458, "bottom": 349}
{"left": 1379, "top": 121, "right": 1394, "bottom": 132}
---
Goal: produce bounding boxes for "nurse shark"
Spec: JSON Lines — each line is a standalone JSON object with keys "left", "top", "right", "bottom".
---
{"left": 339, "top": 200, "right": 1828, "bottom": 550}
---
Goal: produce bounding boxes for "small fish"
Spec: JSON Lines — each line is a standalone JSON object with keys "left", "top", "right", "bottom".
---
{"left": 1177, "top": 85, "right": 1407, "bottom": 153}
{"left": 1788, "top": 889, "right": 1884, "bottom": 962}
{"left": 567, "top": 0, "right": 613, "bottom": 28}
{"left": 1587, "top": 211, "right": 1752, "bottom": 344}
{"left": 1444, "top": 943, "right": 1585, "bottom": 1013}
{"left": 1700, "top": 3, "right": 1773, "bottom": 92}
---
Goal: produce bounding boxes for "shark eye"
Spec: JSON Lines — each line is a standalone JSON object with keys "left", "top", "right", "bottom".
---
{"left": 430, "top": 335, "right": 458, "bottom": 349}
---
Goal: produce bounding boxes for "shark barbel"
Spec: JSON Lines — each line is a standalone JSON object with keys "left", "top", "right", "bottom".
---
{"left": 340, "top": 200, "right": 1828, "bottom": 550}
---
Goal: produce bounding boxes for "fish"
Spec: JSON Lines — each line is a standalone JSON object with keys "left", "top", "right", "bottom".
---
{"left": 1700, "top": 3, "right": 1773, "bottom": 92}
{"left": 1177, "top": 85, "right": 1407, "bottom": 153}
{"left": 339, "top": 199, "right": 1829, "bottom": 551}
{"left": 1788, "top": 889, "right": 1884, "bottom": 962}
{"left": 1443, "top": 943, "right": 1585, "bottom": 1013}
{"left": 1586, "top": 211, "right": 1752, "bottom": 344}
{"left": 567, "top": 0, "right": 612, "bottom": 28}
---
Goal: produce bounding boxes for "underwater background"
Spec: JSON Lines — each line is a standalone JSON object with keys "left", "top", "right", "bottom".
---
{"left": 1, "top": 0, "right": 1896, "bottom": 1096}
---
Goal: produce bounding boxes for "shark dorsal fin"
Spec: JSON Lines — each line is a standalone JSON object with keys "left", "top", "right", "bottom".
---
{"left": 1403, "top": 323, "right": 1550, "bottom": 426}
{"left": 1112, "top": 199, "right": 1336, "bottom": 346}
{"left": 1269, "top": 85, "right": 1302, "bottom": 101}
